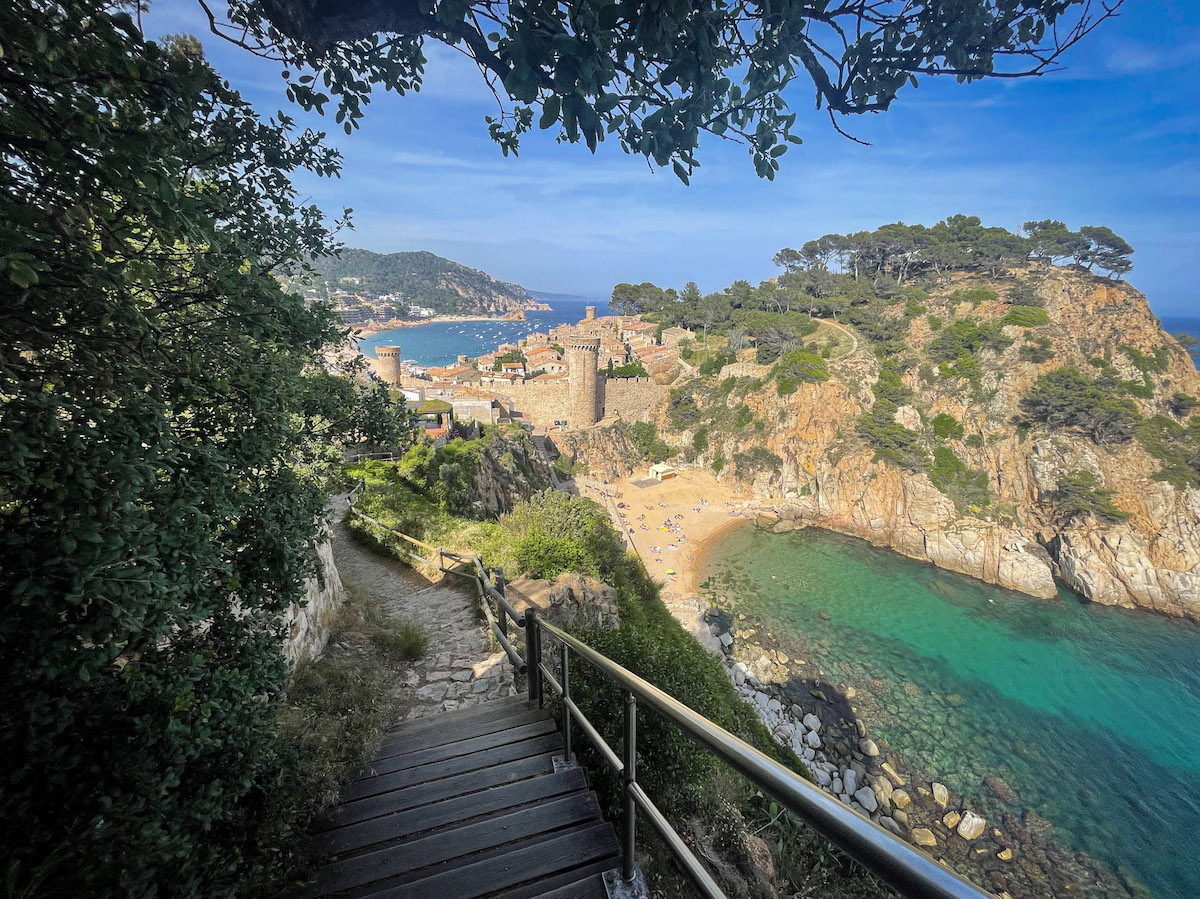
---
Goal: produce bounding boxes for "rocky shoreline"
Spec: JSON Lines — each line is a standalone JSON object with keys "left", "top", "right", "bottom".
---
{"left": 693, "top": 594, "right": 1149, "bottom": 899}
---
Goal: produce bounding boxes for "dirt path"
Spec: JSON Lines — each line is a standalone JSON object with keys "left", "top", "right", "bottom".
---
{"left": 328, "top": 494, "right": 517, "bottom": 723}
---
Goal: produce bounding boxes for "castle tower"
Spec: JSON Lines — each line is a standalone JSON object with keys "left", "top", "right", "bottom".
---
{"left": 565, "top": 336, "right": 604, "bottom": 428}
{"left": 375, "top": 345, "right": 403, "bottom": 386}
{"left": 584, "top": 305, "right": 596, "bottom": 321}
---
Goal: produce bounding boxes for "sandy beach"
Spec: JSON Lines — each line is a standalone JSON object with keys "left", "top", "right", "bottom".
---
{"left": 582, "top": 469, "right": 750, "bottom": 593}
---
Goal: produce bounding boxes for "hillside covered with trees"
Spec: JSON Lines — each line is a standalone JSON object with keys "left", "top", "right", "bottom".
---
{"left": 310, "top": 248, "right": 545, "bottom": 315}
{"left": 597, "top": 215, "right": 1200, "bottom": 624}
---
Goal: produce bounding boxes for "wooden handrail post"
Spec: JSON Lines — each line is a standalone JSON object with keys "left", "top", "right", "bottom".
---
{"left": 524, "top": 608, "right": 541, "bottom": 705}
{"left": 437, "top": 546, "right": 444, "bottom": 570}
{"left": 621, "top": 690, "right": 637, "bottom": 881}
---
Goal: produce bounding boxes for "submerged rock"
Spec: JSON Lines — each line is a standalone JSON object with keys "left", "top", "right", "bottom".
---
{"left": 957, "top": 811, "right": 987, "bottom": 840}
{"left": 932, "top": 782, "right": 949, "bottom": 808}
{"left": 912, "top": 828, "right": 938, "bottom": 848}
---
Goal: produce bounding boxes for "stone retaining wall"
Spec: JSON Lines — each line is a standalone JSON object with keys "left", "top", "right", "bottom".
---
{"left": 283, "top": 531, "right": 345, "bottom": 666}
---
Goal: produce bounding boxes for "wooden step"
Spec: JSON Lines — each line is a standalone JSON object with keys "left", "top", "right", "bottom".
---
{"left": 306, "top": 766, "right": 587, "bottom": 859}
{"left": 299, "top": 791, "right": 602, "bottom": 896}
{"left": 511, "top": 873, "right": 612, "bottom": 899}
{"left": 359, "top": 821, "right": 620, "bottom": 899}
{"left": 370, "top": 696, "right": 532, "bottom": 750}
{"left": 317, "top": 749, "right": 560, "bottom": 832}
{"left": 357, "top": 718, "right": 558, "bottom": 779}
{"left": 371, "top": 706, "right": 550, "bottom": 764}
{"left": 343, "top": 730, "right": 563, "bottom": 802}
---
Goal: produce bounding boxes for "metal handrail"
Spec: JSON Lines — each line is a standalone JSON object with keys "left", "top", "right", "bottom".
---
{"left": 532, "top": 617, "right": 988, "bottom": 899}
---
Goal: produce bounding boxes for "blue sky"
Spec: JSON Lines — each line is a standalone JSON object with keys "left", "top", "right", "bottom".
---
{"left": 150, "top": 2, "right": 1198, "bottom": 314}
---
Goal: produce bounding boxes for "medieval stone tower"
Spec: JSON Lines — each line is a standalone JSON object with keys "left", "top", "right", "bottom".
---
{"left": 375, "top": 345, "right": 403, "bottom": 386}
{"left": 584, "top": 305, "right": 597, "bottom": 321}
{"left": 565, "top": 336, "right": 604, "bottom": 428}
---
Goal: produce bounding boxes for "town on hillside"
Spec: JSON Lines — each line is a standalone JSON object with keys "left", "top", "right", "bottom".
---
{"left": 369, "top": 305, "right": 693, "bottom": 437}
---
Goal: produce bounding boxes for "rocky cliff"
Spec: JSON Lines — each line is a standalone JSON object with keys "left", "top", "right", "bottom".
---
{"left": 667, "top": 268, "right": 1200, "bottom": 621}
{"left": 467, "top": 428, "right": 557, "bottom": 515}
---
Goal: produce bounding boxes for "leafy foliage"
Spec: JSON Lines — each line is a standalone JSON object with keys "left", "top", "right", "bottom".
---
{"left": 929, "top": 447, "right": 991, "bottom": 512}
{"left": 1020, "top": 368, "right": 1140, "bottom": 445}
{"left": 1023, "top": 220, "right": 1134, "bottom": 277}
{"left": 210, "top": 0, "right": 1116, "bottom": 179}
{"left": 1020, "top": 336, "right": 1055, "bottom": 363}
{"left": 1002, "top": 305, "right": 1050, "bottom": 328}
{"left": 928, "top": 318, "right": 1012, "bottom": 370}
{"left": 933, "top": 413, "right": 965, "bottom": 440}
{"left": 949, "top": 286, "right": 999, "bottom": 305}
{"left": 1136, "top": 416, "right": 1200, "bottom": 489}
{"left": 0, "top": 5, "right": 361, "bottom": 893}
{"left": 857, "top": 401, "right": 928, "bottom": 471}
{"left": 775, "top": 350, "right": 830, "bottom": 395}
{"left": 732, "top": 447, "right": 784, "bottom": 479}
{"left": 1051, "top": 471, "right": 1129, "bottom": 524}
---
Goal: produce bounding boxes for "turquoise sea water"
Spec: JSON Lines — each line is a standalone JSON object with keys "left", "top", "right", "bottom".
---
{"left": 358, "top": 299, "right": 607, "bottom": 367}
{"left": 706, "top": 524, "right": 1200, "bottom": 899}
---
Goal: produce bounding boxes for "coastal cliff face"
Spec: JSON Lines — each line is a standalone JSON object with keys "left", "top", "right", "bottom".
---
{"left": 675, "top": 268, "right": 1200, "bottom": 621}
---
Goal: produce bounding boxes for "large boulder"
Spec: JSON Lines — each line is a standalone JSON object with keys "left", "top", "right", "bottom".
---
{"left": 507, "top": 572, "right": 620, "bottom": 630}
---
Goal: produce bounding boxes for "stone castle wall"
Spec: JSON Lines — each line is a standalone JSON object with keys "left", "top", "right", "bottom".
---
{"left": 604, "top": 378, "right": 668, "bottom": 422}
{"left": 490, "top": 377, "right": 665, "bottom": 429}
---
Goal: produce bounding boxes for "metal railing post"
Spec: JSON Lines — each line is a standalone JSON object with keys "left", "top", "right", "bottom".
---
{"left": 494, "top": 567, "right": 507, "bottom": 640}
{"left": 621, "top": 690, "right": 637, "bottom": 881}
{"left": 560, "top": 642, "right": 572, "bottom": 763}
{"left": 524, "top": 608, "right": 541, "bottom": 705}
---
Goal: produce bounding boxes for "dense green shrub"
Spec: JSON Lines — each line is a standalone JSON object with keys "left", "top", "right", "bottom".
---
{"left": 1001, "top": 305, "right": 1050, "bottom": 327}
{"left": 927, "top": 314, "right": 943, "bottom": 331}
{"left": 856, "top": 400, "right": 929, "bottom": 471}
{"left": 699, "top": 352, "right": 736, "bottom": 376}
{"left": 873, "top": 358, "right": 911, "bottom": 404}
{"left": 1020, "top": 336, "right": 1054, "bottom": 363}
{"left": 928, "top": 317, "right": 1012, "bottom": 366}
{"left": 932, "top": 413, "right": 964, "bottom": 440}
{"left": 1120, "top": 345, "right": 1169, "bottom": 375}
{"left": 1006, "top": 278, "right": 1044, "bottom": 307}
{"left": 1168, "top": 394, "right": 1199, "bottom": 418}
{"left": 948, "top": 286, "right": 999, "bottom": 305}
{"left": 756, "top": 343, "right": 781, "bottom": 364}
{"left": 775, "top": 349, "right": 830, "bottom": 395}
{"left": 712, "top": 455, "right": 725, "bottom": 473}
{"left": 0, "top": 9, "right": 362, "bottom": 893}
{"left": 624, "top": 421, "right": 671, "bottom": 463}
{"left": 1136, "top": 415, "right": 1200, "bottom": 488}
{"left": 1051, "top": 471, "right": 1129, "bottom": 524}
{"left": 605, "top": 359, "right": 650, "bottom": 378}
{"left": 929, "top": 447, "right": 991, "bottom": 511}
{"left": 1020, "top": 367, "right": 1140, "bottom": 445}
{"left": 667, "top": 390, "right": 702, "bottom": 428}
{"left": 733, "top": 446, "right": 783, "bottom": 478}
{"left": 692, "top": 427, "right": 710, "bottom": 453}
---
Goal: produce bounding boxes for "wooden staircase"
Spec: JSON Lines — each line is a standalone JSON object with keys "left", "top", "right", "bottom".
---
{"left": 296, "top": 695, "right": 620, "bottom": 898}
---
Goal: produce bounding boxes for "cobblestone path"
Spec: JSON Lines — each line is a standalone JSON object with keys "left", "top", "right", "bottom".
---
{"left": 328, "top": 493, "right": 517, "bottom": 724}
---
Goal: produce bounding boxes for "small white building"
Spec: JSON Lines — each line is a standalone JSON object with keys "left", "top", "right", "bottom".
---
{"left": 649, "top": 462, "right": 678, "bottom": 481}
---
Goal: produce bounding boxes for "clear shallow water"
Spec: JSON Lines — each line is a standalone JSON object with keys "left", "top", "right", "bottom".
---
{"left": 358, "top": 299, "right": 608, "bottom": 367}
{"left": 706, "top": 524, "right": 1200, "bottom": 899}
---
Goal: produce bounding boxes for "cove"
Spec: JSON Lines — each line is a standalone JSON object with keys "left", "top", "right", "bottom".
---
{"left": 705, "top": 523, "right": 1200, "bottom": 899}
